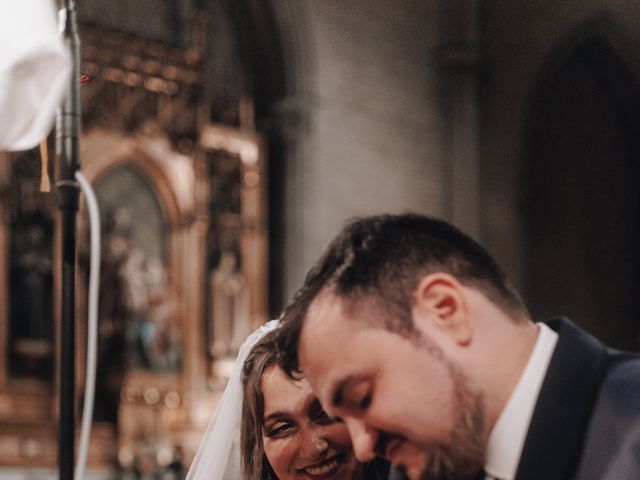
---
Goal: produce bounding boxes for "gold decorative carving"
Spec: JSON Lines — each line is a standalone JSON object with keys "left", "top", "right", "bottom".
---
{"left": 0, "top": 22, "right": 267, "bottom": 473}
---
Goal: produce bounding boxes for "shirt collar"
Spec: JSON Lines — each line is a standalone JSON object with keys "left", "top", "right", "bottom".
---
{"left": 484, "top": 322, "right": 559, "bottom": 480}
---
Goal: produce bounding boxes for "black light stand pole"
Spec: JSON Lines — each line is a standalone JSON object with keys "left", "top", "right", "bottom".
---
{"left": 56, "top": 1, "right": 81, "bottom": 479}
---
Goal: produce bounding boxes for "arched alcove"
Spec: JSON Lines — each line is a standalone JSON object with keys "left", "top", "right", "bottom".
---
{"left": 523, "top": 36, "right": 640, "bottom": 350}
{"left": 77, "top": 131, "right": 196, "bottom": 426}
{"left": 91, "top": 165, "right": 172, "bottom": 422}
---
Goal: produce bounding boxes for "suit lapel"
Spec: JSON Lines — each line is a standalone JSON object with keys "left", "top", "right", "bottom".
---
{"left": 514, "top": 318, "right": 609, "bottom": 480}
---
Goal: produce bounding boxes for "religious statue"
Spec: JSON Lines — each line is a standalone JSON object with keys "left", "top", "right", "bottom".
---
{"left": 209, "top": 250, "right": 250, "bottom": 362}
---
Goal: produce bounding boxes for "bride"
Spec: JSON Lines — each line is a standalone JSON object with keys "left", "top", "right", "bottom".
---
{"left": 186, "top": 321, "right": 389, "bottom": 479}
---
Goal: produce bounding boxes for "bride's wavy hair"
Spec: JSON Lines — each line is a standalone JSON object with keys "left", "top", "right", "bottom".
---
{"left": 241, "top": 332, "right": 281, "bottom": 480}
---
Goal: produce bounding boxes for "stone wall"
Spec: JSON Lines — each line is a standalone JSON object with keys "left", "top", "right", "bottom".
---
{"left": 281, "top": 0, "right": 450, "bottom": 300}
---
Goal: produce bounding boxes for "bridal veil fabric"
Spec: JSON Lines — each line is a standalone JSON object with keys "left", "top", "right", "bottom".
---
{"left": 0, "top": 0, "right": 71, "bottom": 151}
{"left": 186, "top": 320, "right": 280, "bottom": 480}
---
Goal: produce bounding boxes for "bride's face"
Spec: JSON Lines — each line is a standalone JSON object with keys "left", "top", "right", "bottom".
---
{"left": 261, "top": 365, "right": 363, "bottom": 480}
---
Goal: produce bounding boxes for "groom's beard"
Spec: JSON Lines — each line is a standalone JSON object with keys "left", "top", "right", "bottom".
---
{"left": 419, "top": 359, "right": 486, "bottom": 480}
{"left": 396, "top": 329, "right": 486, "bottom": 480}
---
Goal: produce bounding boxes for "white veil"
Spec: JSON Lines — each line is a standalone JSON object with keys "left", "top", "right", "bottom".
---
{"left": 186, "top": 319, "right": 280, "bottom": 480}
{"left": 1, "top": 0, "right": 71, "bottom": 151}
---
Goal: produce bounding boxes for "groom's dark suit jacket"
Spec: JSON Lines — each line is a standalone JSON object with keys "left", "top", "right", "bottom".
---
{"left": 389, "top": 317, "right": 640, "bottom": 480}
{"left": 514, "top": 317, "right": 640, "bottom": 480}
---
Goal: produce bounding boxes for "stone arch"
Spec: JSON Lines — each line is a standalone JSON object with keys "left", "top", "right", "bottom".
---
{"left": 521, "top": 20, "right": 640, "bottom": 350}
{"left": 76, "top": 130, "right": 197, "bottom": 405}
{"left": 79, "top": 129, "right": 195, "bottom": 230}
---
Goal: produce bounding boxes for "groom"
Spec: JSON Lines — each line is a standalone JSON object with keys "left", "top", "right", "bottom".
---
{"left": 275, "top": 213, "right": 640, "bottom": 480}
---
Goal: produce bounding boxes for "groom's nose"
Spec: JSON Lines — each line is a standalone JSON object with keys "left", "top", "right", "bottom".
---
{"left": 344, "top": 417, "right": 378, "bottom": 462}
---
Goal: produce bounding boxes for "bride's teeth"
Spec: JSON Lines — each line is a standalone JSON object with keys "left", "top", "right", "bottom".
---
{"left": 304, "top": 458, "right": 338, "bottom": 476}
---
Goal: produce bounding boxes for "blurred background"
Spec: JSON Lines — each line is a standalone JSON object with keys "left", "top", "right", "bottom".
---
{"left": 1, "top": 0, "right": 639, "bottom": 478}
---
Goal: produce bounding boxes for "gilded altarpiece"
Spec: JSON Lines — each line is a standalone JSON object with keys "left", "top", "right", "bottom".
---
{"left": 0, "top": 24, "right": 267, "bottom": 472}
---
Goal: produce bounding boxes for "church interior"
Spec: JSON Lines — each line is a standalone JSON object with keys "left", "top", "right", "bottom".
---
{"left": 1, "top": 0, "right": 640, "bottom": 478}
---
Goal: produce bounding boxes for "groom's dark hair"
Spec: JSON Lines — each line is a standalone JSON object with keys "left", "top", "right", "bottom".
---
{"left": 275, "top": 213, "right": 527, "bottom": 374}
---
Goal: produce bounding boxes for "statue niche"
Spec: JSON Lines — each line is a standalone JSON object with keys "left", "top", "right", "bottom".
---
{"left": 90, "top": 164, "right": 181, "bottom": 423}
{"left": 205, "top": 149, "right": 253, "bottom": 380}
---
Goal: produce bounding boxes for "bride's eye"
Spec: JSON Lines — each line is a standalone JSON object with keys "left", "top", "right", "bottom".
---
{"left": 266, "top": 422, "right": 294, "bottom": 438}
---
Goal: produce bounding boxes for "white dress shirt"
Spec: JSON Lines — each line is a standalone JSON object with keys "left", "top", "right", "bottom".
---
{"left": 483, "top": 322, "right": 559, "bottom": 480}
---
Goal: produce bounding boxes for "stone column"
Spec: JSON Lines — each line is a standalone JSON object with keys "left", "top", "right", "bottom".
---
{"left": 440, "top": 0, "right": 482, "bottom": 237}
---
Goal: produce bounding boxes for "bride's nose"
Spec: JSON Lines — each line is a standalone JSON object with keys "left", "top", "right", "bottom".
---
{"left": 299, "top": 427, "right": 329, "bottom": 459}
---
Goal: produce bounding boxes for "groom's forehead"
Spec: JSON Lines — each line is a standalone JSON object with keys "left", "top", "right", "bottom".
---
{"left": 301, "top": 290, "right": 365, "bottom": 340}
{"left": 298, "top": 292, "right": 382, "bottom": 374}
{"left": 305, "top": 286, "right": 376, "bottom": 322}
{"left": 300, "top": 291, "right": 346, "bottom": 341}
{"left": 297, "top": 295, "right": 354, "bottom": 400}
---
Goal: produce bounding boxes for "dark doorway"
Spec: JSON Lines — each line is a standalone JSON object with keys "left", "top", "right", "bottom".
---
{"left": 525, "top": 38, "right": 640, "bottom": 351}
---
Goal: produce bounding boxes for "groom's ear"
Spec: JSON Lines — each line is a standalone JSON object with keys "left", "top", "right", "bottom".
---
{"left": 412, "top": 273, "right": 472, "bottom": 346}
